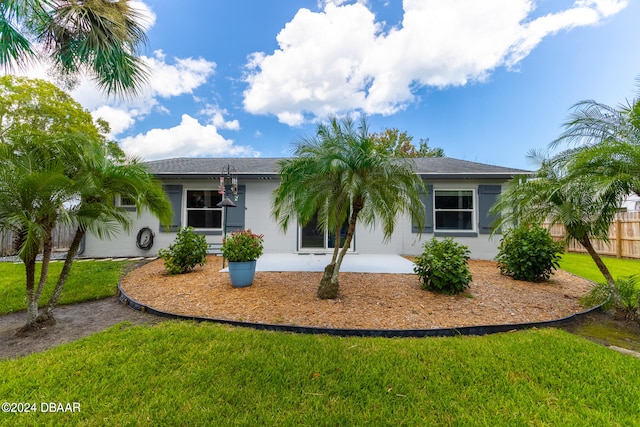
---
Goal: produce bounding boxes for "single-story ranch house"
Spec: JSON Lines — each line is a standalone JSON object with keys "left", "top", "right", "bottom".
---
{"left": 81, "top": 157, "right": 529, "bottom": 260}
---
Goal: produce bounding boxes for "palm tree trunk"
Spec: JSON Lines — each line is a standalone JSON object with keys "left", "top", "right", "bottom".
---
{"left": 22, "top": 257, "right": 39, "bottom": 330}
{"left": 38, "top": 226, "right": 85, "bottom": 323}
{"left": 579, "top": 236, "right": 621, "bottom": 308}
{"left": 330, "top": 225, "right": 341, "bottom": 265}
{"left": 318, "top": 198, "right": 363, "bottom": 299}
{"left": 34, "top": 225, "right": 53, "bottom": 303}
{"left": 331, "top": 204, "right": 361, "bottom": 282}
{"left": 579, "top": 236, "right": 616, "bottom": 289}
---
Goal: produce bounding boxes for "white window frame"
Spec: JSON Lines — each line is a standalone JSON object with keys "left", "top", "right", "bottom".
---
{"left": 116, "top": 195, "right": 136, "bottom": 209}
{"left": 184, "top": 189, "right": 223, "bottom": 231}
{"left": 433, "top": 188, "right": 476, "bottom": 233}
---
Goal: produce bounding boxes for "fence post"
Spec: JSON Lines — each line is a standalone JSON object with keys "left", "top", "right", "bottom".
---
{"left": 616, "top": 217, "right": 622, "bottom": 259}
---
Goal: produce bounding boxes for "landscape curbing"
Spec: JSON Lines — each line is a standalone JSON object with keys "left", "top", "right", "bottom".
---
{"left": 117, "top": 281, "right": 605, "bottom": 338}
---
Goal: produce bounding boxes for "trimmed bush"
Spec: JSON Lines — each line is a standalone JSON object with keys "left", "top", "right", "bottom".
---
{"left": 496, "top": 225, "right": 563, "bottom": 282}
{"left": 158, "top": 227, "right": 208, "bottom": 275}
{"left": 414, "top": 237, "right": 472, "bottom": 295}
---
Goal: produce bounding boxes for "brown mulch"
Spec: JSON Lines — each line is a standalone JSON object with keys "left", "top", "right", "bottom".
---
{"left": 120, "top": 255, "right": 594, "bottom": 330}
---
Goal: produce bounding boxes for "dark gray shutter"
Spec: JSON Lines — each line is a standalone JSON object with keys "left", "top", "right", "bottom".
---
{"left": 161, "top": 184, "right": 182, "bottom": 232}
{"left": 478, "top": 185, "right": 501, "bottom": 234}
{"left": 225, "top": 185, "right": 245, "bottom": 232}
{"left": 412, "top": 184, "right": 433, "bottom": 233}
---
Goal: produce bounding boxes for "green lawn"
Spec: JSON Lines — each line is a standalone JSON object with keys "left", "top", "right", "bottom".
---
{"left": 559, "top": 252, "right": 640, "bottom": 283}
{"left": 2, "top": 255, "right": 640, "bottom": 425}
{"left": 1, "top": 322, "right": 639, "bottom": 426}
{"left": 0, "top": 260, "right": 132, "bottom": 315}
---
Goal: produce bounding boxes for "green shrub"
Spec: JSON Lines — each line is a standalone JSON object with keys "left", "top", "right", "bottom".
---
{"left": 496, "top": 225, "right": 564, "bottom": 282}
{"left": 158, "top": 227, "right": 208, "bottom": 274}
{"left": 414, "top": 237, "right": 472, "bottom": 295}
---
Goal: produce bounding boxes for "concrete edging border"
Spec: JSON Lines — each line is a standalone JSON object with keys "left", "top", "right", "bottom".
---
{"left": 117, "top": 282, "right": 605, "bottom": 338}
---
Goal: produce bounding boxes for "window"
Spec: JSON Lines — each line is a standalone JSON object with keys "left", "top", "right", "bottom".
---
{"left": 119, "top": 196, "right": 135, "bottom": 207}
{"left": 186, "top": 190, "right": 223, "bottom": 229}
{"left": 434, "top": 190, "right": 474, "bottom": 231}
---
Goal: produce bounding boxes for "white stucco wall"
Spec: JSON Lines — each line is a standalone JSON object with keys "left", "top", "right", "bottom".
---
{"left": 81, "top": 178, "right": 504, "bottom": 260}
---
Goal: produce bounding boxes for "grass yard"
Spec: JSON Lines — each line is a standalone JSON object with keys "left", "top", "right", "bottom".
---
{"left": 559, "top": 253, "right": 640, "bottom": 283}
{"left": 1, "top": 254, "right": 640, "bottom": 425}
{"left": 0, "top": 260, "right": 132, "bottom": 315}
{"left": 1, "top": 322, "right": 639, "bottom": 426}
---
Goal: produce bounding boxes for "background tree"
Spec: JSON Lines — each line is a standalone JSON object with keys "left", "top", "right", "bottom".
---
{"left": 0, "top": 76, "right": 171, "bottom": 332}
{"left": 1, "top": 0, "right": 149, "bottom": 95}
{"left": 273, "top": 116, "right": 426, "bottom": 299}
{"left": 371, "top": 128, "right": 444, "bottom": 157}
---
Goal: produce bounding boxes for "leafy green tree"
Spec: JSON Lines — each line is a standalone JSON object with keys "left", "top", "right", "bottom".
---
{"left": 0, "top": 76, "right": 171, "bottom": 332}
{"left": 1, "top": 0, "right": 149, "bottom": 95}
{"left": 372, "top": 128, "right": 444, "bottom": 157}
{"left": 273, "top": 116, "right": 426, "bottom": 299}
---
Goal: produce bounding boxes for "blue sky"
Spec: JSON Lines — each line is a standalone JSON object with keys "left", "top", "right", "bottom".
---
{"left": 14, "top": 0, "right": 640, "bottom": 169}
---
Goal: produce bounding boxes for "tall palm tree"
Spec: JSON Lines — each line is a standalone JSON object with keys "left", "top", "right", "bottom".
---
{"left": 1, "top": 0, "right": 149, "bottom": 95}
{"left": 273, "top": 116, "right": 426, "bottom": 299}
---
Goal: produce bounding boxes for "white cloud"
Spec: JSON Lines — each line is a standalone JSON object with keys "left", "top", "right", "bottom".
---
{"left": 65, "top": 50, "right": 217, "bottom": 136}
{"left": 120, "top": 114, "right": 258, "bottom": 161}
{"left": 243, "top": 0, "right": 627, "bottom": 124}
{"left": 199, "top": 105, "right": 240, "bottom": 130}
{"left": 145, "top": 50, "right": 216, "bottom": 98}
{"left": 129, "top": 1, "right": 157, "bottom": 31}
{"left": 91, "top": 106, "right": 136, "bottom": 137}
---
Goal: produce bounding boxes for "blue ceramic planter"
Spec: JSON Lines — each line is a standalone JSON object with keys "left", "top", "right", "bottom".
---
{"left": 228, "top": 260, "right": 257, "bottom": 287}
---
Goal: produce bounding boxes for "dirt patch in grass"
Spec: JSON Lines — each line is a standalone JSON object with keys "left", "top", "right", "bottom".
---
{"left": 0, "top": 296, "right": 160, "bottom": 360}
{"left": 120, "top": 256, "right": 594, "bottom": 330}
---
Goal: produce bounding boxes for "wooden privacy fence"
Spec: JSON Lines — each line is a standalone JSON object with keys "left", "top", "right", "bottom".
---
{"left": 0, "top": 223, "right": 76, "bottom": 257}
{"left": 543, "top": 212, "right": 640, "bottom": 260}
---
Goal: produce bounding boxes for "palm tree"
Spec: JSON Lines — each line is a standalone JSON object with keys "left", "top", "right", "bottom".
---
{"left": 1, "top": 0, "right": 149, "bottom": 95}
{"left": 492, "top": 157, "right": 627, "bottom": 291}
{"left": 37, "top": 141, "right": 172, "bottom": 325}
{"left": 0, "top": 76, "right": 171, "bottom": 332}
{"left": 0, "top": 139, "right": 73, "bottom": 328}
{"left": 273, "top": 116, "right": 426, "bottom": 299}
{"left": 528, "top": 77, "right": 640, "bottom": 290}
{"left": 551, "top": 79, "right": 640, "bottom": 195}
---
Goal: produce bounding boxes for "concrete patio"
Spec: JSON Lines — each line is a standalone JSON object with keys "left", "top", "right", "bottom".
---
{"left": 221, "top": 253, "right": 416, "bottom": 274}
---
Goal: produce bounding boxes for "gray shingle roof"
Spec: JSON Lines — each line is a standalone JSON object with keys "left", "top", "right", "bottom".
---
{"left": 144, "top": 157, "right": 530, "bottom": 178}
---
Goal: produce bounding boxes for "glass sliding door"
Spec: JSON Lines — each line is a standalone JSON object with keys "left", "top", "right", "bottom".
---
{"left": 300, "top": 214, "right": 353, "bottom": 251}
{"left": 300, "top": 215, "right": 325, "bottom": 249}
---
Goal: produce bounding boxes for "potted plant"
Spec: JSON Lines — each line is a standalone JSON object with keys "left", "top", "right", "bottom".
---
{"left": 221, "top": 229, "right": 264, "bottom": 287}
